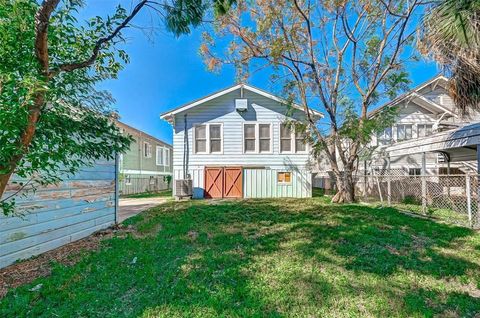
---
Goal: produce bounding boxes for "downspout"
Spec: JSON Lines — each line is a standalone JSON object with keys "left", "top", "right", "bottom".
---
{"left": 183, "top": 114, "right": 189, "bottom": 179}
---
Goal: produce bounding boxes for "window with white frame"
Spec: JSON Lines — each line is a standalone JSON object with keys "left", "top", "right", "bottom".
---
{"left": 277, "top": 172, "right": 292, "bottom": 184}
{"left": 259, "top": 124, "right": 271, "bottom": 153}
{"left": 417, "top": 124, "right": 433, "bottom": 138}
{"left": 377, "top": 127, "right": 392, "bottom": 146}
{"left": 144, "top": 142, "right": 152, "bottom": 158}
{"left": 209, "top": 124, "right": 222, "bottom": 153}
{"left": 156, "top": 146, "right": 164, "bottom": 166}
{"left": 194, "top": 125, "right": 207, "bottom": 153}
{"left": 280, "top": 124, "right": 307, "bottom": 153}
{"left": 396, "top": 124, "right": 412, "bottom": 141}
{"left": 243, "top": 123, "right": 271, "bottom": 153}
{"left": 244, "top": 123, "right": 257, "bottom": 153}
{"left": 194, "top": 124, "right": 222, "bottom": 154}
{"left": 163, "top": 148, "right": 170, "bottom": 166}
{"left": 280, "top": 124, "right": 292, "bottom": 153}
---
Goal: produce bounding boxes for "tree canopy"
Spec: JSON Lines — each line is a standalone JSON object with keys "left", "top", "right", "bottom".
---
{"left": 201, "top": 0, "right": 421, "bottom": 202}
{"left": 0, "top": 0, "right": 235, "bottom": 214}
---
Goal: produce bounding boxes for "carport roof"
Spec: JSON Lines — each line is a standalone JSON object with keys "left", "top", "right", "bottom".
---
{"left": 383, "top": 123, "right": 480, "bottom": 162}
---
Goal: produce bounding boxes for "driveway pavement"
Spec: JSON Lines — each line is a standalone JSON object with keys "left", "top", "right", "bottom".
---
{"left": 118, "top": 197, "right": 167, "bottom": 223}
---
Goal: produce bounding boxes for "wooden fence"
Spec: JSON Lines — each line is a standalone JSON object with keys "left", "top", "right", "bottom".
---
{"left": 0, "top": 160, "right": 117, "bottom": 269}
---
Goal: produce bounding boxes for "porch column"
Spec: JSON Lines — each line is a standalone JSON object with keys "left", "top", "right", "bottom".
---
{"left": 387, "top": 156, "right": 391, "bottom": 206}
{"left": 422, "top": 152, "right": 427, "bottom": 214}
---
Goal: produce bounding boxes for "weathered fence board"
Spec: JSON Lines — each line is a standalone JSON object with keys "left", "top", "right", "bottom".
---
{"left": 0, "top": 160, "right": 117, "bottom": 269}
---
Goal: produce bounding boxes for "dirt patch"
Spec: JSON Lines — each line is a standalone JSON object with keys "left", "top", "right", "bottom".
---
{"left": 0, "top": 224, "right": 144, "bottom": 299}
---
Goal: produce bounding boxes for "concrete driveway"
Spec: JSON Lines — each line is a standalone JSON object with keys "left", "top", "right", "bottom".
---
{"left": 118, "top": 197, "right": 167, "bottom": 223}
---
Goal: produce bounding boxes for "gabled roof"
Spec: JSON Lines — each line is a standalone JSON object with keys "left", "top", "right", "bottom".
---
{"left": 160, "top": 83, "right": 323, "bottom": 123}
{"left": 368, "top": 74, "right": 455, "bottom": 118}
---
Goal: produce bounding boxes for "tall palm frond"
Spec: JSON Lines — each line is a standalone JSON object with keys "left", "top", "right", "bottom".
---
{"left": 419, "top": 0, "right": 480, "bottom": 116}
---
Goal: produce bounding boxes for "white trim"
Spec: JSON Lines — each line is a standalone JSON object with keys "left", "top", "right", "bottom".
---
{"left": 242, "top": 122, "right": 273, "bottom": 154}
{"left": 193, "top": 123, "right": 224, "bottom": 154}
{"left": 279, "top": 123, "right": 309, "bottom": 154}
{"left": 160, "top": 83, "right": 323, "bottom": 121}
{"left": 120, "top": 169, "right": 172, "bottom": 176}
{"left": 277, "top": 171, "right": 292, "bottom": 185}
{"left": 156, "top": 146, "right": 164, "bottom": 166}
{"left": 143, "top": 142, "right": 152, "bottom": 158}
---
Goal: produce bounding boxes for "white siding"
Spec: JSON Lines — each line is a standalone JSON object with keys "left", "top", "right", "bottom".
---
{"left": 243, "top": 169, "right": 311, "bottom": 198}
{"left": 172, "top": 90, "right": 310, "bottom": 169}
{"left": 169, "top": 88, "right": 313, "bottom": 198}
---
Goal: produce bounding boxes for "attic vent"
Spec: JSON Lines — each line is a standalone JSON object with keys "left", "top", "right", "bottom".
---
{"left": 235, "top": 98, "right": 248, "bottom": 112}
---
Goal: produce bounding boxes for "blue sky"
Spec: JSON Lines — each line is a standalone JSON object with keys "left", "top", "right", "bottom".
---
{"left": 80, "top": 1, "right": 440, "bottom": 144}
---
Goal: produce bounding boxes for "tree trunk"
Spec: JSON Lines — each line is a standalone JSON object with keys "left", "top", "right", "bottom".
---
{"left": 331, "top": 169, "right": 356, "bottom": 203}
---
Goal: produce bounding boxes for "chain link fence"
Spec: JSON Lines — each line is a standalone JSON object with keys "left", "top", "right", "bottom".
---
{"left": 119, "top": 176, "right": 171, "bottom": 196}
{"left": 354, "top": 174, "right": 479, "bottom": 228}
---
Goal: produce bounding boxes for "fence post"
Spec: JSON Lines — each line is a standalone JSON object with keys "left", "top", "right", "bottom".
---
{"left": 363, "top": 161, "right": 367, "bottom": 201}
{"left": 466, "top": 174, "right": 472, "bottom": 227}
{"left": 421, "top": 152, "right": 427, "bottom": 214}
{"left": 387, "top": 156, "right": 391, "bottom": 206}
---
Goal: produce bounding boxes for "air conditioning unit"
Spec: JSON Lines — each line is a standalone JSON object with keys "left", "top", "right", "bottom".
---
{"left": 175, "top": 179, "right": 192, "bottom": 199}
{"left": 235, "top": 98, "right": 248, "bottom": 112}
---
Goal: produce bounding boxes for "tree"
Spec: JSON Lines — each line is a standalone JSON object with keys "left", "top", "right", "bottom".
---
{"left": 0, "top": 0, "right": 234, "bottom": 214}
{"left": 419, "top": 0, "right": 480, "bottom": 115}
{"left": 200, "top": 0, "right": 421, "bottom": 202}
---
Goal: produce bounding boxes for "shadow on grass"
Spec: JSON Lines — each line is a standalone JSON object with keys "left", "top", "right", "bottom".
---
{"left": 1, "top": 199, "right": 479, "bottom": 317}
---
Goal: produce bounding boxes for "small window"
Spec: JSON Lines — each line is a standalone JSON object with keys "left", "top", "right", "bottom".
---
{"left": 164, "top": 148, "right": 170, "bottom": 166}
{"left": 277, "top": 172, "right": 292, "bottom": 184}
{"left": 259, "top": 124, "right": 271, "bottom": 153}
{"left": 144, "top": 142, "right": 152, "bottom": 158}
{"left": 377, "top": 127, "right": 392, "bottom": 145}
{"left": 295, "top": 132, "right": 306, "bottom": 153}
{"left": 280, "top": 124, "right": 292, "bottom": 153}
{"left": 156, "top": 146, "right": 164, "bottom": 166}
{"left": 409, "top": 168, "right": 421, "bottom": 176}
{"left": 209, "top": 124, "right": 222, "bottom": 153}
{"left": 418, "top": 124, "right": 433, "bottom": 138}
{"left": 195, "top": 125, "right": 207, "bottom": 153}
{"left": 244, "top": 124, "right": 256, "bottom": 153}
{"left": 397, "top": 124, "right": 412, "bottom": 141}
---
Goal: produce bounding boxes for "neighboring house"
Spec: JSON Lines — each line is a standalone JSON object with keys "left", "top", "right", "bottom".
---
{"left": 160, "top": 83, "right": 322, "bottom": 199}
{"left": 315, "top": 75, "right": 480, "bottom": 178}
{"left": 116, "top": 121, "right": 172, "bottom": 193}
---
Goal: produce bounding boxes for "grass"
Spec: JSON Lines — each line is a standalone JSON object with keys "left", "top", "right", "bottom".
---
{"left": 1, "top": 196, "right": 480, "bottom": 317}
{"left": 122, "top": 189, "right": 172, "bottom": 199}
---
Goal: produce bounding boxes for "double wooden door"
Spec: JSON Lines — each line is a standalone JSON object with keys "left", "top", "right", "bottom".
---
{"left": 204, "top": 167, "right": 242, "bottom": 198}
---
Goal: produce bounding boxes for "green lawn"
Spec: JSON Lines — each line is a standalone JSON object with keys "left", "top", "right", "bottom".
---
{"left": 1, "top": 197, "right": 480, "bottom": 317}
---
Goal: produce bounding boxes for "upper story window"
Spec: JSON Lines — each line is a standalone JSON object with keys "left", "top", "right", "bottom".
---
{"left": 156, "top": 146, "right": 164, "bottom": 166}
{"left": 396, "top": 124, "right": 412, "bottom": 141}
{"left": 194, "top": 124, "right": 223, "bottom": 154}
{"left": 377, "top": 127, "right": 392, "bottom": 146}
{"left": 418, "top": 124, "right": 433, "bottom": 138}
{"left": 144, "top": 142, "right": 152, "bottom": 158}
{"left": 280, "top": 124, "right": 307, "bottom": 153}
{"left": 243, "top": 123, "right": 272, "bottom": 153}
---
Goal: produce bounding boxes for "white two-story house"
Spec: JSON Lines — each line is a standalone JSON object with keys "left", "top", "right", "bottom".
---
{"left": 160, "top": 84, "right": 322, "bottom": 199}
{"left": 315, "top": 75, "right": 480, "bottom": 178}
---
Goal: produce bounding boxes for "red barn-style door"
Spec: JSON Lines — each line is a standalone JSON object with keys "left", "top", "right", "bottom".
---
{"left": 204, "top": 167, "right": 224, "bottom": 198}
{"left": 224, "top": 167, "right": 243, "bottom": 198}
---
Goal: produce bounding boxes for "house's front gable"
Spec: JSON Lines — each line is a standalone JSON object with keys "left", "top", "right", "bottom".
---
{"left": 163, "top": 85, "right": 320, "bottom": 170}
{"left": 161, "top": 84, "right": 320, "bottom": 199}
